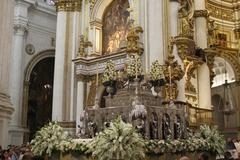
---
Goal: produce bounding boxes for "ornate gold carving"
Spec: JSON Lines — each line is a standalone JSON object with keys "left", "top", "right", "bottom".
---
{"left": 205, "top": 48, "right": 217, "bottom": 86}
{"left": 162, "top": 38, "right": 184, "bottom": 101}
{"left": 234, "top": 28, "right": 240, "bottom": 39}
{"left": 163, "top": 83, "right": 178, "bottom": 101}
{"left": 178, "top": 0, "right": 194, "bottom": 39}
{"left": 126, "top": 26, "right": 143, "bottom": 54}
{"left": 58, "top": 121, "right": 76, "bottom": 128}
{"left": 184, "top": 59, "right": 197, "bottom": 93}
{"left": 54, "top": 0, "right": 82, "bottom": 12}
{"left": 78, "top": 35, "right": 92, "bottom": 57}
{"left": 216, "top": 47, "right": 240, "bottom": 81}
{"left": 194, "top": 9, "right": 209, "bottom": 18}
{"left": 206, "top": 3, "right": 234, "bottom": 21}
{"left": 175, "top": 36, "right": 196, "bottom": 60}
{"left": 207, "top": 20, "right": 218, "bottom": 47}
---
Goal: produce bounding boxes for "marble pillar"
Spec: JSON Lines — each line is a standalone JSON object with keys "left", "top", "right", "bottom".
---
{"left": 148, "top": 0, "right": 164, "bottom": 64}
{"left": 8, "top": 1, "right": 30, "bottom": 145}
{"left": 169, "top": 0, "right": 185, "bottom": 102}
{"left": 194, "top": 0, "right": 212, "bottom": 109}
{"left": 52, "top": 0, "right": 81, "bottom": 125}
{"left": 0, "top": 0, "right": 14, "bottom": 148}
{"left": 76, "top": 80, "right": 84, "bottom": 134}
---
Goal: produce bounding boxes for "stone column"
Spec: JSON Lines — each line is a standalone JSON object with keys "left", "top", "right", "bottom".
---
{"left": 147, "top": 0, "right": 164, "bottom": 65}
{"left": 169, "top": 0, "right": 185, "bottom": 102}
{"left": 52, "top": 0, "right": 82, "bottom": 122}
{"left": 8, "top": 1, "right": 30, "bottom": 145}
{"left": 194, "top": 0, "right": 212, "bottom": 109}
{"left": 76, "top": 80, "right": 84, "bottom": 134}
{"left": 0, "top": 0, "right": 14, "bottom": 148}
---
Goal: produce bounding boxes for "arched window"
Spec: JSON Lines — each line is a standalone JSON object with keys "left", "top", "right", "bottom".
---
{"left": 102, "top": 0, "right": 130, "bottom": 54}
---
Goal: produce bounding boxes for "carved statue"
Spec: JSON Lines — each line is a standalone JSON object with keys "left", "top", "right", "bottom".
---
{"left": 178, "top": 0, "right": 194, "bottom": 38}
{"left": 134, "top": 117, "right": 146, "bottom": 137}
{"left": 162, "top": 114, "right": 171, "bottom": 139}
{"left": 126, "top": 26, "right": 143, "bottom": 54}
{"left": 174, "top": 116, "right": 182, "bottom": 139}
{"left": 87, "top": 120, "right": 97, "bottom": 138}
{"left": 150, "top": 113, "right": 158, "bottom": 139}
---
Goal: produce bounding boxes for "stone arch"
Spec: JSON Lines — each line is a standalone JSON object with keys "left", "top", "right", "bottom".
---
{"left": 219, "top": 53, "right": 240, "bottom": 81}
{"left": 212, "top": 56, "right": 236, "bottom": 87}
{"left": 22, "top": 49, "right": 55, "bottom": 129}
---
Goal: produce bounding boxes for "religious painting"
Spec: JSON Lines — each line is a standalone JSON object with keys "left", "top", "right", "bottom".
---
{"left": 102, "top": 0, "right": 130, "bottom": 54}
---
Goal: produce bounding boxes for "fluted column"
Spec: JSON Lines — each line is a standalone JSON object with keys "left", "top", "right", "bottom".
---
{"left": 8, "top": 1, "right": 30, "bottom": 146}
{"left": 52, "top": 0, "right": 81, "bottom": 122}
{"left": 169, "top": 0, "right": 185, "bottom": 102}
{"left": 194, "top": 0, "right": 212, "bottom": 109}
{"left": 0, "top": 0, "right": 14, "bottom": 148}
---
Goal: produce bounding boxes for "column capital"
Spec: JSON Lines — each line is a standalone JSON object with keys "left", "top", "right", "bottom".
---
{"left": 54, "top": 0, "right": 82, "bottom": 12}
{"left": 194, "top": 9, "right": 209, "bottom": 18}
{"left": 13, "top": 24, "right": 28, "bottom": 36}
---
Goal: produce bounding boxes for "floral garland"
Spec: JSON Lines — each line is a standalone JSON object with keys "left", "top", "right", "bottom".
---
{"left": 145, "top": 125, "right": 225, "bottom": 155}
{"left": 126, "top": 55, "right": 143, "bottom": 78}
{"left": 31, "top": 121, "right": 225, "bottom": 158}
{"left": 102, "top": 60, "right": 117, "bottom": 84}
{"left": 150, "top": 60, "right": 165, "bottom": 81}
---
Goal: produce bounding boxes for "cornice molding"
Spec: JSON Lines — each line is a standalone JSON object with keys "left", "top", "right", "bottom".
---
{"left": 194, "top": 9, "right": 209, "bottom": 18}
{"left": 54, "top": 0, "right": 82, "bottom": 12}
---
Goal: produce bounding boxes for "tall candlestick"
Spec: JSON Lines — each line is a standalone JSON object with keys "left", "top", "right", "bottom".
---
{"left": 96, "top": 63, "right": 99, "bottom": 86}
{"left": 168, "top": 65, "right": 172, "bottom": 85}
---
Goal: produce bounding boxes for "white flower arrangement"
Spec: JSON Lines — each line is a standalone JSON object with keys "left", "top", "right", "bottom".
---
{"left": 102, "top": 60, "right": 117, "bottom": 84}
{"left": 150, "top": 60, "right": 165, "bottom": 81}
{"left": 145, "top": 125, "right": 225, "bottom": 155}
{"left": 198, "top": 125, "right": 225, "bottom": 155}
{"left": 30, "top": 122, "right": 69, "bottom": 156}
{"left": 127, "top": 55, "right": 143, "bottom": 79}
{"left": 87, "top": 116, "right": 145, "bottom": 160}
{"left": 30, "top": 122, "right": 90, "bottom": 156}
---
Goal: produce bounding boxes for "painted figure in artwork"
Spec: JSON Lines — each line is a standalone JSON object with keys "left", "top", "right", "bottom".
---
{"left": 102, "top": 0, "right": 130, "bottom": 54}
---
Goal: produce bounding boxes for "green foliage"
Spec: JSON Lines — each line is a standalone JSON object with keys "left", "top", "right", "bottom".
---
{"left": 87, "top": 117, "right": 146, "bottom": 160}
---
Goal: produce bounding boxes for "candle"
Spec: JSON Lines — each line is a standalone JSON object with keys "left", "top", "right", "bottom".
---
{"left": 96, "top": 63, "right": 99, "bottom": 86}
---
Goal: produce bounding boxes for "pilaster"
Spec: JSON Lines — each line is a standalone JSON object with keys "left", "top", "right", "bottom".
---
{"left": 0, "top": 0, "right": 14, "bottom": 148}
{"left": 8, "top": 0, "right": 30, "bottom": 146}
{"left": 52, "top": 0, "right": 82, "bottom": 123}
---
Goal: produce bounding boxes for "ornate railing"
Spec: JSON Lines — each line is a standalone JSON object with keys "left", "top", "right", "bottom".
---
{"left": 188, "top": 106, "right": 213, "bottom": 127}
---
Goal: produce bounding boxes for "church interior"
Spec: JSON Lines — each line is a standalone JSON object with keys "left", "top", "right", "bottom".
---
{"left": 0, "top": 0, "right": 240, "bottom": 159}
